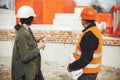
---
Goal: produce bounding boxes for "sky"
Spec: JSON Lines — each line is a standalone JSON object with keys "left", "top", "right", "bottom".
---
{"left": 0, "top": 0, "right": 15, "bottom": 10}
{"left": 74, "top": 0, "right": 120, "bottom": 12}
{"left": 0, "top": 0, "right": 120, "bottom": 12}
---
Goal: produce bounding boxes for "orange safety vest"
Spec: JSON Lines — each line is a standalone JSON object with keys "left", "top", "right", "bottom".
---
{"left": 73, "top": 26, "right": 103, "bottom": 74}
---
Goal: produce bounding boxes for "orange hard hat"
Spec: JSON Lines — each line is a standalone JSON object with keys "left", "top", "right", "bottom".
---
{"left": 80, "top": 7, "right": 97, "bottom": 20}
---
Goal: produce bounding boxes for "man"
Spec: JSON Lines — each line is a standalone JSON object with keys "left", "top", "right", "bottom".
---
{"left": 67, "top": 7, "right": 103, "bottom": 80}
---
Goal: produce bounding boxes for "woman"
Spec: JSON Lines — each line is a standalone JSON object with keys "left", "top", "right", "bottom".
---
{"left": 12, "top": 6, "right": 45, "bottom": 80}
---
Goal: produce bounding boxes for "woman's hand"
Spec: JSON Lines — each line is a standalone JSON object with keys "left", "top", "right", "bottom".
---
{"left": 38, "top": 42, "right": 45, "bottom": 50}
{"left": 37, "top": 35, "right": 46, "bottom": 41}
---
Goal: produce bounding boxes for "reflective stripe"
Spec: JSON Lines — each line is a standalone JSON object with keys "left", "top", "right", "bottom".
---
{"left": 75, "top": 50, "right": 81, "bottom": 55}
{"left": 75, "top": 50, "right": 101, "bottom": 58}
{"left": 86, "top": 63, "right": 101, "bottom": 68}
{"left": 93, "top": 53, "right": 102, "bottom": 58}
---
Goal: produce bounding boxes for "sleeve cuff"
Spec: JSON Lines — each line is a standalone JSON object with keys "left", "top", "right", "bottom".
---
{"left": 34, "top": 47, "right": 40, "bottom": 57}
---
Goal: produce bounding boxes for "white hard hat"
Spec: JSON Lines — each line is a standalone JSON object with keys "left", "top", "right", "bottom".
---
{"left": 16, "top": 5, "right": 36, "bottom": 18}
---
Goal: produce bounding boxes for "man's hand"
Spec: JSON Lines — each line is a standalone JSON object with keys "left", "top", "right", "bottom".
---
{"left": 67, "top": 66, "right": 71, "bottom": 72}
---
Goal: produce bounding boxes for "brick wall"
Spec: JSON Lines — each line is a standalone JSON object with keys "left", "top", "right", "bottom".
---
{"left": 0, "top": 30, "right": 15, "bottom": 40}
{"left": 0, "top": 29, "right": 120, "bottom": 46}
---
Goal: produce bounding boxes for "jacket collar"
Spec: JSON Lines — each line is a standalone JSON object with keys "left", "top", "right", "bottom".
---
{"left": 82, "top": 22, "right": 96, "bottom": 32}
{"left": 21, "top": 25, "right": 29, "bottom": 31}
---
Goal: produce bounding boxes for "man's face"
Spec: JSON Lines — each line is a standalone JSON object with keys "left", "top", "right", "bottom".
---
{"left": 81, "top": 18, "right": 87, "bottom": 28}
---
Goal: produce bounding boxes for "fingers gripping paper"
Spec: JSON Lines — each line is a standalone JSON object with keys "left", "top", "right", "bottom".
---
{"left": 69, "top": 54, "right": 83, "bottom": 79}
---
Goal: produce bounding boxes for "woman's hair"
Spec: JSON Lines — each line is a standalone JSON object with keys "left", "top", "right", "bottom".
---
{"left": 14, "top": 16, "right": 34, "bottom": 31}
{"left": 14, "top": 23, "right": 21, "bottom": 31}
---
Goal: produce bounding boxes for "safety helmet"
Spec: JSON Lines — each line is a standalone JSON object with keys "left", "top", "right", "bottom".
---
{"left": 80, "top": 7, "right": 97, "bottom": 20}
{"left": 16, "top": 5, "right": 36, "bottom": 18}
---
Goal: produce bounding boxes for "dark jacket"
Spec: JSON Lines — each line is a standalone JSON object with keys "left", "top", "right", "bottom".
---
{"left": 69, "top": 23, "right": 99, "bottom": 71}
{"left": 12, "top": 26, "right": 41, "bottom": 80}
